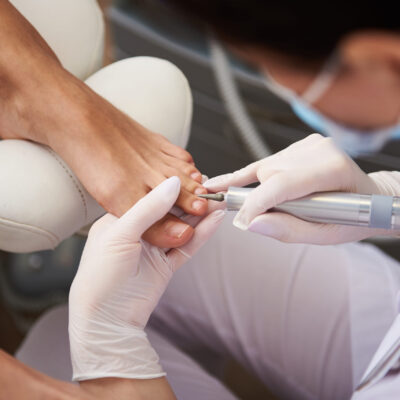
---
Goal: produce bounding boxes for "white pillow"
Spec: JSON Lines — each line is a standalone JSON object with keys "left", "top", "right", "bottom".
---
{"left": 0, "top": 57, "right": 192, "bottom": 253}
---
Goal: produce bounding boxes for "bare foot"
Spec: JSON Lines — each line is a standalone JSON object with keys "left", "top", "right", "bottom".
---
{"left": 1, "top": 66, "right": 207, "bottom": 248}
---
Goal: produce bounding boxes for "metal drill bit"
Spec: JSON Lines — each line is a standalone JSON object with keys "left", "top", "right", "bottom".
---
{"left": 197, "top": 193, "right": 225, "bottom": 202}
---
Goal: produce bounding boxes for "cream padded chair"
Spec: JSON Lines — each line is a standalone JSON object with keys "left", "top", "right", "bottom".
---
{"left": 0, "top": 2, "right": 193, "bottom": 253}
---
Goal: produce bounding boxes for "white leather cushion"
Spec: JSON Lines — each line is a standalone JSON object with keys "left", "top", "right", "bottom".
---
{"left": 85, "top": 57, "right": 192, "bottom": 148}
{"left": 9, "top": 0, "right": 104, "bottom": 80}
{"left": 0, "top": 57, "right": 193, "bottom": 253}
{"left": 0, "top": 141, "right": 104, "bottom": 252}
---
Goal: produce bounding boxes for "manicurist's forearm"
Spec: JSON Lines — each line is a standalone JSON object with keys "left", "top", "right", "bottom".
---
{"left": 0, "top": 350, "right": 90, "bottom": 400}
{"left": 80, "top": 377, "right": 177, "bottom": 400}
{"left": 0, "top": 349, "right": 175, "bottom": 400}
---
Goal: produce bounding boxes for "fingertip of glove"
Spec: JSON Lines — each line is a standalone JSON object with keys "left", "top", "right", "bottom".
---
{"left": 247, "top": 215, "right": 278, "bottom": 237}
{"left": 155, "top": 176, "right": 181, "bottom": 201}
{"left": 233, "top": 218, "right": 248, "bottom": 231}
{"left": 164, "top": 176, "right": 181, "bottom": 192}
{"left": 203, "top": 174, "right": 230, "bottom": 189}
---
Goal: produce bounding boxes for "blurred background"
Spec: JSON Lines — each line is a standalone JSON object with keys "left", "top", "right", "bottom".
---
{"left": 2, "top": 1, "right": 400, "bottom": 398}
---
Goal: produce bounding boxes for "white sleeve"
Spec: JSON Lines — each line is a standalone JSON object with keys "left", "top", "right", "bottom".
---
{"left": 369, "top": 171, "right": 400, "bottom": 196}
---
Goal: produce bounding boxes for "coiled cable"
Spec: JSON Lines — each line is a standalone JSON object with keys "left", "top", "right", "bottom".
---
{"left": 209, "top": 37, "right": 271, "bottom": 160}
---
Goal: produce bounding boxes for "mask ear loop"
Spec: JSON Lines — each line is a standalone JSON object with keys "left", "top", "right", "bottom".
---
{"left": 262, "top": 53, "right": 340, "bottom": 106}
{"left": 262, "top": 67, "right": 296, "bottom": 99}
{"left": 301, "top": 53, "right": 341, "bottom": 105}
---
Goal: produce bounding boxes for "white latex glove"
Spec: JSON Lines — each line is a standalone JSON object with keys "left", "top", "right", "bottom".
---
{"left": 204, "top": 134, "right": 400, "bottom": 244}
{"left": 69, "top": 176, "right": 225, "bottom": 381}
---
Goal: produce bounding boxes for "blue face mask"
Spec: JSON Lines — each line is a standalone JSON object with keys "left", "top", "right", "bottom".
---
{"left": 291, "top": 100, "right": 400, "bottom": 156}
{"left": 263, "top": 56, "right": 400, "bottom": 157}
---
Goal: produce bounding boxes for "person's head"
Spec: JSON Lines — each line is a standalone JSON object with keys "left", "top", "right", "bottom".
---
{"left": 165, "top": 1, "right": 400, "bottom": 150}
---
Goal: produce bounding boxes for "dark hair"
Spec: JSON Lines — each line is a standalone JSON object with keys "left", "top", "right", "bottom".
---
{"left": 166, "top": 1, "right": 398, "bottom": 61}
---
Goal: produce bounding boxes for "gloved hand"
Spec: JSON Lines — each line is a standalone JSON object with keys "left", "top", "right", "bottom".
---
{"left": 69, "top": 176, "right": 225, "bottom": 381}
{"left": 204, "top": 134, "right": 400, "bottom": 244}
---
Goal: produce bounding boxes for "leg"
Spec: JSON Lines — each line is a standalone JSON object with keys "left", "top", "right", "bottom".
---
{"left": 151, "top": 213, "right": 400, "bottom": 400}
{"left": 16, "top": 305, "right": 237, "bottom": 400}
{"left": 9, "top": 0, "right": 104, "bottom": 80}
